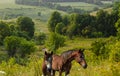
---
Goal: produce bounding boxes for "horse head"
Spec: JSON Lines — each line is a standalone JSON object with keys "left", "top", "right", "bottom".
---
{"left": 44, "top": 51, "right": 53, "bottom": 72}
{"left": 74, "top": 49, "right": 87, "bottom": 69}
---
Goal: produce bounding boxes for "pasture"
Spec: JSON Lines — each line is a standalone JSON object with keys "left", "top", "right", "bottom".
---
{"left": 0, "top": 0, "right": 120, "bottom": 76}
{"left": 0, "top": 37, "right": 120, "bottom": 76}
{"left": 0, "top": 0, "right": 66, "bottom": 21}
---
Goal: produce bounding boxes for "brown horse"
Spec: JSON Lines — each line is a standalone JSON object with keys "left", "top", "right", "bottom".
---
{"left": 42, "top": 49, "right": 87, "bottom": 76}
{"left": 42, "top": 51, "right": 53, "bottom": 76}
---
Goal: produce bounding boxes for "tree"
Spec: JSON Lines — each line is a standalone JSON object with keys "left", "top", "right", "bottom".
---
{"left": 48, "top": 11, "right": 62, "bottom": 32}
{"left": 4, "top": 36, "right": 21, "bottom": 57}
{"left": 45, "top": 33, "right": 65, "bottom": 53}
{"left": 17, "top": 16, "right": 35, "bottom": 38}
{"left": 19, "top": 39, "right": 36, "bottom": 58}
{"left": 55, "top": 22, "right": 65, "bottom": 34}
{"left": 0, "top": 21, "right": 11, "bottom": 45}
{"left": 4, "top": 36, "right": 36, "bottom": 58}
{"left": 34, "top": 32, "right": 46, "bottom": 45}
{"left": 115, "top": 19, "right": 120, "bottom": 38}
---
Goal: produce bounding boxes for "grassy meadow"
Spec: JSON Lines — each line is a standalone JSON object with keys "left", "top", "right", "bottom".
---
{"left": 0, "top": 37, "right": 120, "bottom": 76}
{"left": 0, "top": 0, "right": 120, "bottom": 76}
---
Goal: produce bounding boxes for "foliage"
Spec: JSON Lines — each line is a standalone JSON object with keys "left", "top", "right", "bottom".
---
{"left": 115, "top": 19, "right": 120, "bottom": 39}
{"left": 17, "top": 16, "right": 35, "bottom": 38}
{"left": 4, "top": 36, "right": 36, "bottom": 58}
{"left": 0, "top": 21, "right": 11, "bottom": 45}
{"left": 19, "top": 39, "right": 36, "bottom": 58}
{"left": 109, "top": 41, "right": 120, "bottom": 62}
{"left": 48, "top": 11, "right": 62, "bottom": 32}
{"left": 45, "top": 33, "right": 66, "bottom": 53}
{"left": 34, "top": 32, "right": 46, "bottom": 45}
{"left": 55, "top": 22, "right": 65, "bottom": 34}
{"left": 4, "top": 36, "right": 21, "bottom": 57}
{"left": 91, "top": 39, "right": 107, "bottom": 59}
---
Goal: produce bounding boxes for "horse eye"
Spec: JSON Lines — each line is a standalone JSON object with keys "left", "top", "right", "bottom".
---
{"left": 81, "top": 55, "right": 84, "bottom": 58}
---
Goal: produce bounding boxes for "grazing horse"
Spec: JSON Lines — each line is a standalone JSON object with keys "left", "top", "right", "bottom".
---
{"left": 42, "top": 51, "right": 53, "bottom": 76}
{"left": 42, "top": 49, "right": 87, "bottom": 76}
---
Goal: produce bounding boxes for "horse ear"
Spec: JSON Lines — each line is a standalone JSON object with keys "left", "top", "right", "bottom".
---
{"left": 79, "top": 48, "right": 85, "bottom": 52}
{"left": 51, "top": 51, "right": 53, "bottom": 55}
{"left": 45, "top": 51, "right": 47, "bottom": 55}
{"left": 81, "top": 49, "right": 85, "bottom": 52}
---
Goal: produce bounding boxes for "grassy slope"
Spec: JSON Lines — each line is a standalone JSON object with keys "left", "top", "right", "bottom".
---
{"left": 90, "top": 7, "right": 113, "bottom": 16}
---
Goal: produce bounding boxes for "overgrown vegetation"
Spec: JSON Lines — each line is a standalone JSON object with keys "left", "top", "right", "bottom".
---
{"left": 0, "top": 1, "right": 120, "bottom": 76}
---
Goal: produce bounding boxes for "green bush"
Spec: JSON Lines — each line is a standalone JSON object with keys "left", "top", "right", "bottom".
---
{"left": 4, "top": 36, "right": 36, "bottom": 58}
{"left": 34, "top": 32, "right": 46, "bottom": 45}
{"left": 45, "top": 33, "right": 66, "bottom": 53}
{"left": 109, "top": 41, "right": 120, "bottom": 62}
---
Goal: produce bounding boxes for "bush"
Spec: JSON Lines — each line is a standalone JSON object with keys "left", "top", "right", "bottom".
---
{"left": 45, "top": 33, "right": 66, "bottom": 53}
{"left": 91, "top": 39, "right": 108, "bottom": 59}
{"left": 0, "top": 21, "right": 11, "bottom": 45}
{"left": 34, "top": 32, "right": 46, "bottom": 45}
{"left": 109, "top": 41, "right": 120, "bottom": 62}
{"left": 4, "top": 36, "right": 36, "bottom": 58}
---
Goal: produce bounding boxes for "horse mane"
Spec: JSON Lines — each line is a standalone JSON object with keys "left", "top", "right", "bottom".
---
{"left": 61, "top": 50, "right": 75, "bottom": 61}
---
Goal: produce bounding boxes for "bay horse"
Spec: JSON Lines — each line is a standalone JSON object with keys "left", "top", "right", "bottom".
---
{"left": 42, "top": 49, "right": 87, "bottom": 76}
{"left": 42, "top": 51, "right": 53, "bottom": 76}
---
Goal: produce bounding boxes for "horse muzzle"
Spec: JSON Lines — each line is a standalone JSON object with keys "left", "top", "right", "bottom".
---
{"left": 82, "top": 64, "right": 87, "bottom": 69}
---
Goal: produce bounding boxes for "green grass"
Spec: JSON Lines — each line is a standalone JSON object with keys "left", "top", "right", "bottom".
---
{"left": 57, "top": 37, "right": 107, "bottom": 54}
{"left": 34, "top": 20, "right": 49, "bottom": 34}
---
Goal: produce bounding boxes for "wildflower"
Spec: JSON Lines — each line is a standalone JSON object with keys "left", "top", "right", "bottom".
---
{"left": 0, "top": 71, "right": 6, "bottom": 74}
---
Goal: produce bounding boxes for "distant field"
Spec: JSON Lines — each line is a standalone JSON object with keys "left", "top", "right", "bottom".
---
{"left": 0, "top": 0, "right": 67, "bottom": 21}
{"left": 90, "top": 7, "right": 112, "bottom": 16}
{"left": 55, "top": 2, "right": 100, "bottom": 11}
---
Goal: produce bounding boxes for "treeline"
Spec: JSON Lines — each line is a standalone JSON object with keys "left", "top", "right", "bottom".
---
{"left": 47, "top": 2, "right": 120, "bottom": 38}
{"left": 15, "top": 0, "right": 115, "bottom": 5}
{"left": 15, "top": 0, "right": 87, "bottom": 14}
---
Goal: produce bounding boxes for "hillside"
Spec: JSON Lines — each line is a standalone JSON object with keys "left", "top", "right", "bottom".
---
{"left": 90, "top": 7, "right": 113, "bottom": 16}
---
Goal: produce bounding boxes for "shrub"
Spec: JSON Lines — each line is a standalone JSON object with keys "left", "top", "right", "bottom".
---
{"left": 4, "top": 36, "right": 36, "bottom": 58}
{"left": 34, "top": 32, "right": 46, "bottom": 45}
{"left": 45, "top": 33, "right": 65, "bottom": 53}
{"left": 91, "top": 39, "right": 108, "bottom": 59}
{"left": 109, "top": 41, "right": 120, "bottom": 62}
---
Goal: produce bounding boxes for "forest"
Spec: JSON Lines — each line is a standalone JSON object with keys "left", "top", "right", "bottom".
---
{"left": 0, "top": 0, "right": 120, "bottom": 76}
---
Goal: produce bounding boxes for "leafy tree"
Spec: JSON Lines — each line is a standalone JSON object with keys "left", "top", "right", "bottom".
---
{"left": 34, "top": 32, "right": 46, "bottom": 45}
{"left": 0, "top": 21, "right": 11, "bottom": 45}
{"left": 4, "top": 36, "right": 36, "bottom": 58}
{"left": 45, "top": 33, "right": 65, "bottom": 53}
{"left": 95, "top": 10, "right": 116, "bottom": 37}
{"left": 115, "top": 19, "right": 120, "bottom": 38}
{"left": 17, "top": 16, "right": 35, "bottom": 38}
{"left": 19, "top": 39, "right": 36, "bottom": 58}
{"left": 4, "top": 36, "right": 21, "bottom": 57}
{"left": 67, "top": 23, "right": 79, "bottom": 39}
{"left": 55, "top": 22, "right": 65, "bottom": 34}
{"left": 48, "top": 11, "right": 62, "bottom": 32}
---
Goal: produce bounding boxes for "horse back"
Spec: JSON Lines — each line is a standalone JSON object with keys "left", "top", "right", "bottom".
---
{"left": 52, "top": 55, "right": 64, "bottom": 70}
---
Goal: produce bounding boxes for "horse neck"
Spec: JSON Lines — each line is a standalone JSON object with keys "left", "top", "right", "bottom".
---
{"left": 62, "top": 52, "right": 76, "bottom": 63}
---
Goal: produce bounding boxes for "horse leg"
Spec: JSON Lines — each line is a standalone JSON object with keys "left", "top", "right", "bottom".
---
{"left": 65, "top": 63, "right": 72, "bottom": 76}
{"left": 65, "top": 71, "right": 70, "bottom": 76}
{"left": 42, "top": 63, "right": 47, "bottom": 76}
{"left": 59, "top": 70, "right": 62, "bottom": 76}
{"left": 52, "top": 70, "right": 55, "bottom": 76}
